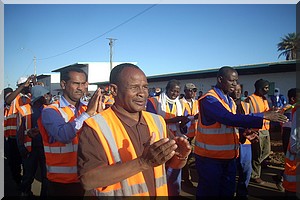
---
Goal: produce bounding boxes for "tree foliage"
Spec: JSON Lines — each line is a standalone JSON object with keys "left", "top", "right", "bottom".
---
{"left": 277, "top": 32, "right": 300, "bottom": 60}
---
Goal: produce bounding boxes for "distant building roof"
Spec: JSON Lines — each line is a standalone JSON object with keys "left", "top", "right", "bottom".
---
{"left": 36, "top": 74, "right": 51, "bottom": 79}
{"left": 83, "top": 60, "right": 298, "bottom": 86}
{"left": 52, "top": 63, "right": 88, "bottom": 72}
{"left": 145, "top": 60, "right": 296, "bottom": 83}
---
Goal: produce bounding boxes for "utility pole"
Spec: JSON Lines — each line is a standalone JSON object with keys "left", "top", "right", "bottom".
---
{"left": 106, "top": 38, "right": 117, "bottom": 72}
{"left": 21, "top": 47, "right": 37, "bottom": 75}
{"left": 33, "top": 56, "right": 36, "bottom": 75}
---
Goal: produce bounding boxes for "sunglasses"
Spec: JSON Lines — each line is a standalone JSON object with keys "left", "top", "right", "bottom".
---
{"left": 187, "top": 88, "right": 197, "bottom": 92}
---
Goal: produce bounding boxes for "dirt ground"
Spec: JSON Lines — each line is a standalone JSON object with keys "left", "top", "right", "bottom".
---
{"left": 179, "top": 126, "right": 287, "bottom": 199}
{"left": 4, "top": 126, "right": 287, "bottom": 199}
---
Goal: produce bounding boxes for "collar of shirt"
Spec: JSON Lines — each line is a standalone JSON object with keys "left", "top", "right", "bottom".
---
{"left": 111, "top": 105, "right": 147, "bottom": 128}
{"left": 213, "top": 86, "right": 233, "bottom": 109}
{"left": 20, "top": 93, "right": 31, "bottom": 104}
{"left": 182, "top": 97, "right": 195, "bottom": 103}
{"left": 20, "top": 93, "right": 31, "bottom": 98}
{"left": 59, "top": 95, "right": 88, "bottom": 109}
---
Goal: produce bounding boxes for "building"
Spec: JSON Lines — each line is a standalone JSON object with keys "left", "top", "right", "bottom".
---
{"left": 40, "top": 60, "right": 296, "bottom": 100}
{"left": 51, "top": 61, "right": 137, "bottom": 94}
{"left": 36, "top": 73, "right": 60, "bottom": 95}
{"left": 93, "top": 60, "right": 296, "bottom": 99}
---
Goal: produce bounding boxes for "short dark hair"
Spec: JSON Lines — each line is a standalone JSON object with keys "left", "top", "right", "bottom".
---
{"left": 217, "top": 66, "right": 237, "bottom": 79}
{"left": 287, "top": 88, "right": 297, "bottom": 100}
{"left": 109, "top": 63, "right": 140, "bottom": 85}
{"left": 60, "top": 67, "right": 88, "bottom": 82}
{"left": 166, "top": 79, "right": 181, "bottom": 91}
{"left": 4, "top": 87, "right": 13, "bottom": 97}
{"left": 254, "top": 79, "right": 269, "bottom": 90}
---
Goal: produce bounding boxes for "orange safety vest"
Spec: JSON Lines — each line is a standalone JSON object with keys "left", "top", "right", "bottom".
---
{"left": 4, "top": 106, "right": 10, "bottom": 139}
{"left": 18, "top": 104, "right": 33, "bottom": 152}
{"left": 282, "top": 106, "right": 299, "bottom": 192}
{"left": 148, "top": 96, "right": 183, "bottom": 135}
{"left": 4, "top": 94, "right": 31, "bottom": 138}
{"left": 180, "top": 98, "right": 199, "bottom": 138}
{"left": 247, "top": 94, "right": 270, "bottom": 131}
{"left": 84, "top": 108, "right": 168, "bottom": 196}
{"left": 38, "top": 101, "right": 87, "bottom": 183}
{"left": 241, "top": 101, "right": 251, "bottom": 145}
{"left": 194, "top": 89, "right": 239, "bottom": 159}
{"left": 104, "top": 94, "right": 115, "bottom": 108}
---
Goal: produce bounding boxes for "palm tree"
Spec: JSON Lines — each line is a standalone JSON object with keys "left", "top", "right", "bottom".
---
{"left": 277, "top": 32, "right": 300, "bottom": 60}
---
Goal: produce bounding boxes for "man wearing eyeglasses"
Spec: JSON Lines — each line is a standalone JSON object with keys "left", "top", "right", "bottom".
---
{"left": 180, "top": 83, "right": 199, "bottom": 188}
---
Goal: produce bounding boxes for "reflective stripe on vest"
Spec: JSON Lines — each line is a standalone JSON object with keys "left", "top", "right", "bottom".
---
{"left": 283, "top": 152, "right": 298, "bottom": 192}
{"left": 4, "top": 94, "right": 31, "bottom": 137}
{"left": 248, "top": 95, "right": 270, "bottom": 130}
{"left": 148, "top": 96, "right": 179, "bottom": 120}
{"left": 93, "top": 112, "right": 164, "bottom": 164}
{"left": 180, "top": 98, "right": 198, "bottom": 138}
{"left": 149, "top": 112, "right": 164, "bottom": 139}
{"left": 195, "top": 140, "right": 239, "bottom": 151}
{"left": 241, "top": 101, "right": 250, "bottom": 115}
{"left": 241, "top": 101, "right": 251, "bottom": 144}
{"left": 4, "top": 112, "right": 17, "bottom": 138}
{"left": 4, "top": 126, "right": 17, "bottom": 130}
{"left": 24, "top": 141, "right": 31, "bottom": 147}
{"left": 195, "top": 89, "right": 239, "bottom": 159}
{"left": 93, "top": 182, "right": 149, "bottom": 196}
{"left": 92, "top": 114, "right": 122, "bottom": 164}
{"left": 283, "top": 108, "right": 298, "bottom": 192}
{"left": 46, "top": 165, "right": 77, "bottom": 174}
{"left": 197, "top": 124, "right": 236, "bottom": 135}
{"left": 85, "top": 109, "right": 168, "bottom": 196}
{"left": 148, "top": 96, "right": 182, "bottom": 136}
{"left": 91, "top": 112, "right": 165, "bottom": 196}
{"left": 93, "top": 175, "right": 167, "bottom": 196}
{"left": 4, "top": 113, "right": 18, "bottom": 120}
{"left": 19, "top": 104, "right": 33, "bottom": 152}
{"left": 44, "top": 143, "right": 78, "bottom": 153}
{"left": 50, "top": 104, "right": 70, "bottom": 122}
{"left": 39, "top": 100, "right": 87, "bottom": 183}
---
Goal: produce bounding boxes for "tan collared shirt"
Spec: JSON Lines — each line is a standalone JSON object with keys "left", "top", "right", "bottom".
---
{"left": 77, "top": 105, "right": 156, "bottom": 195}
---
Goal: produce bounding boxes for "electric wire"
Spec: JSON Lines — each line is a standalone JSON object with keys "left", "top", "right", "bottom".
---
{"left": 22, "top": 59, "right": 34, "bottom": 76}
{"left": 37, "top": 4, "right": 158, "bottom": 61}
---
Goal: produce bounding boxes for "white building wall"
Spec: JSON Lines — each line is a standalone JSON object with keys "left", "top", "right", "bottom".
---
{"left": 38, "top": 73, "right": 61, "bottom": 95}
{"left": 148, "top": 71, "right": 295, "bottom": 98}
{"left": 40, "top": 62, "right": 138, "bottom": 95}
{"left": 238, "top": 72, "right": 296, "bottom": 97}
{"left": 80, "top": 62, "right": 137, "bottom": 92}
{"left": 86, "top": 62, "right": 138, "bottom": 84}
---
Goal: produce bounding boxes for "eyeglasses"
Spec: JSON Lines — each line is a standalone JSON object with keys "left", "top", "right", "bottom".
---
{"left": 187, "top": 88, "right": 197, "bottom": 92}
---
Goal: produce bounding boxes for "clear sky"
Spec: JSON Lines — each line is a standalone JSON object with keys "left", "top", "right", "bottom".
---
{"left": 4, "top": 3, "right": 296, "bottom": 89}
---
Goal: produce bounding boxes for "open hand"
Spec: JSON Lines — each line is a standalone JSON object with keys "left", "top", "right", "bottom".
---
{"left": 86, "top": 88, "right": 103, "bottom": 116}
{"left": 263, "top": 110, "right": 288, "bottom": 123}
{"left": 140, "top": 133, "right": 177, "bottom": 168}
{"left": 243, "top": 129, "right": 259, "bottom": 143}
{"left": 27, "top": 127, "right": 40, "bottom": 138}
{"left": 173, "top": 136, "right": 192, "bottom": 159}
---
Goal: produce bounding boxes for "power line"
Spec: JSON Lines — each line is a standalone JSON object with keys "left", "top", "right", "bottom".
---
{"left": 22, "top": 59, "right": 34, "bottom": 76}
{"left": 37, "top": 4, "right": 158, "bottom": 61}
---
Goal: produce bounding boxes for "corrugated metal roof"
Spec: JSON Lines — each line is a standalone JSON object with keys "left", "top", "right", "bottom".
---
{"left": 70, "top": 60, "right": 298, "bottom": 85}
{"left": 52, "top": 63, "right": 88, "bottom": 72}
{"left": 146, "top": 60, "right": 296, "bottom": 81}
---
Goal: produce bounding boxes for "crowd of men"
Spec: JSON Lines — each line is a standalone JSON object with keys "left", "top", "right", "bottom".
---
{"left": 3, "top": 63, "right": 299, "bottom": 199}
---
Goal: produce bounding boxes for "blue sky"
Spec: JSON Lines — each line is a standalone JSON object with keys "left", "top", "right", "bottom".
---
{"left": 4, "top": 3, "right": 296, "bottom": 89}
